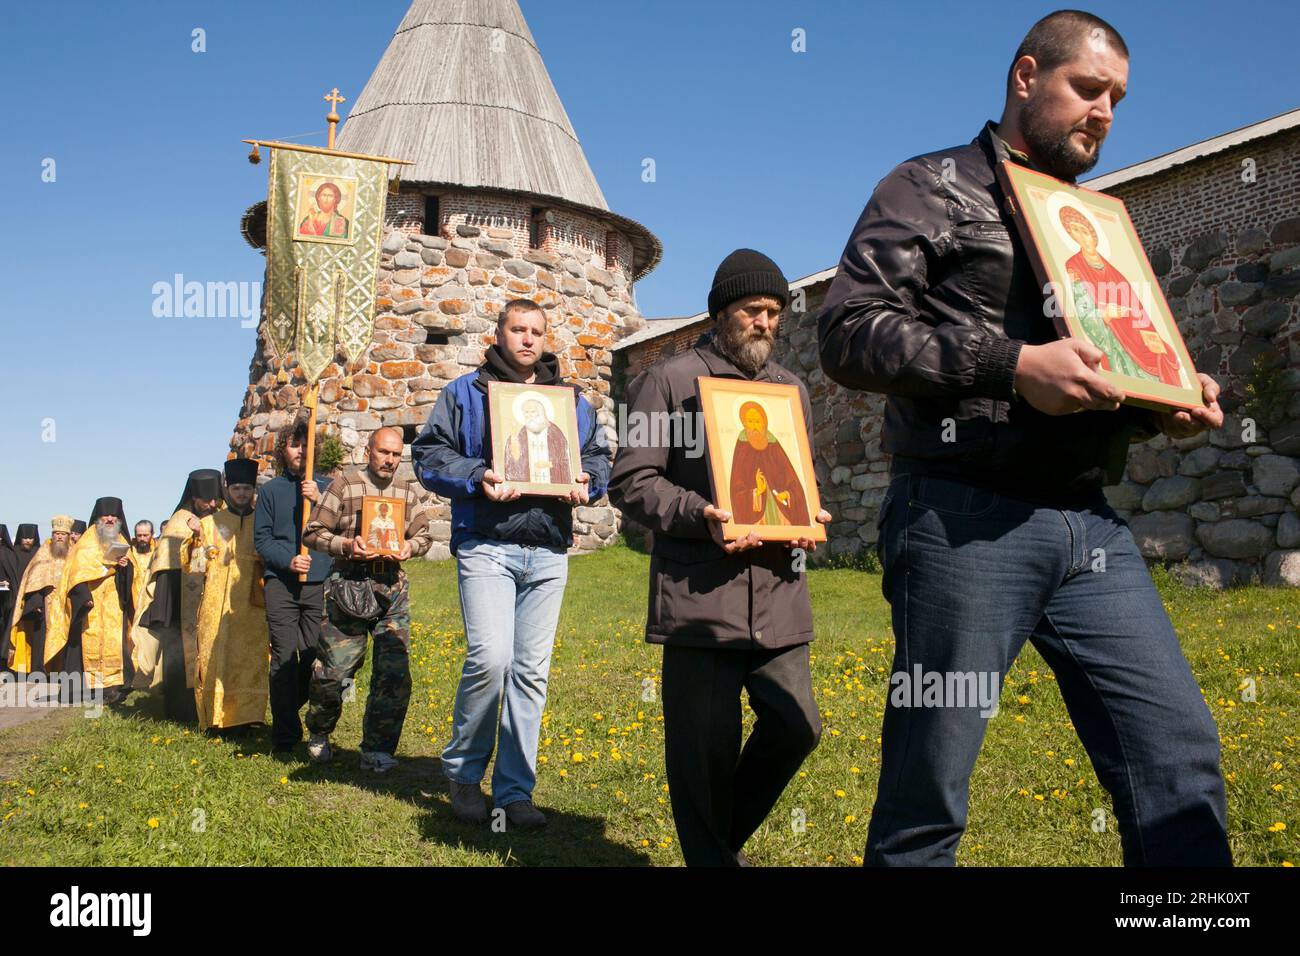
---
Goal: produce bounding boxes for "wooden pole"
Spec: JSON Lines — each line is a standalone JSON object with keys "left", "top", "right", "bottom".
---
{"left": 241, "top": 139, "right": 412, "bottom": 166}
{"left": 325, "top": 88, "right": 345, "bottom": 150}
{"left": 298, "top": 383, "right": 320, "bottom": 583}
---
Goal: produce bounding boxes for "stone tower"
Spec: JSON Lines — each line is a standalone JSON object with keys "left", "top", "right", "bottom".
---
{"left": 231, "top": 0, "right": 661, "bottom": 559}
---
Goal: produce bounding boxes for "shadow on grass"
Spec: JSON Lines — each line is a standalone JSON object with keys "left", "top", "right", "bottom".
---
{"left": 110, "top": 690, "right": 651, "bottom": 866}
{"left": 285, "top": 750, "right": 649, "bottom": 866}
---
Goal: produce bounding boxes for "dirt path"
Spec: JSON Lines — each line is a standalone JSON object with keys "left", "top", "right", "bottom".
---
{"left": 0, "top": 705, "right": 79, "bottom": 780}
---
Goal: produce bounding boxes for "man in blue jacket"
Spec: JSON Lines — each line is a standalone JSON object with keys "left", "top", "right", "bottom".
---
{"left": 254, "top": 417, "right": 334, "bottom": 754}
{"left": 412, "top": 298, "right": 612, "bottom": 828}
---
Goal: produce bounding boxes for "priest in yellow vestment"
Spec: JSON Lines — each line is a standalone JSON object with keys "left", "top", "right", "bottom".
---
{"left": 4, "top": 516, "right": 74, "bottom": 675}
{"left": 45, "top": 498, "right": 135, "bottom": 705}
{"left": 132, "top": 469, "right": 222, "bottom": 723}
{"left": 194, "top": 458, "right": 269, "bottom": 733}
{"left": 127, "top": 520, "right": 156, "bottom": 615}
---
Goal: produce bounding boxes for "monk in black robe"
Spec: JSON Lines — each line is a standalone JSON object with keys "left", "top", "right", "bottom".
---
{"left": 1, "top": 524, "right": 41, "bottom": 670}
{"left": 728, "top": 401, "right": 810, "bottom": 527}
{"left": 0, "top": 526, "right": 16, "bottom": 665}
{"left": 11, "top": 524, "right": 40, "bottom": 581}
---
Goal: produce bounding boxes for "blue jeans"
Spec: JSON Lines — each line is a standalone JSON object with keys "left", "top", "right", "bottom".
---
{"left": 441, "top": 535, "right": 569, "bottom": 808}
{"left": 868, "top": 473, "right": 1231, "bottom": 866}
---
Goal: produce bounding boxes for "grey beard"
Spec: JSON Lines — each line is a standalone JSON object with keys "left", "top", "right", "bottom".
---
{"left": 1021, "top": 97, "right": 1102, "bottom": 180}
{"left": 715, "top": 323, "right": 774, "bottom": 375}
{"left": 51, "top": 540, "right": 68, "bottom": 559}
{"left": 95, "top": 523, "right": 118, "bottom": 548}
{"left": 525, "top": 419, "right": 548, "bottom": 434}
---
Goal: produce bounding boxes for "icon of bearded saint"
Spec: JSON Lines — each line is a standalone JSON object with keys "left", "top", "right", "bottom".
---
{"left": 504, "top": 399, "right": 572, "bottom": 485}
{"left": 298, "top": 181, "right": 350, "bottom": 239}
{"left": 729, "top": 401, "right": 809, "bottom": 527}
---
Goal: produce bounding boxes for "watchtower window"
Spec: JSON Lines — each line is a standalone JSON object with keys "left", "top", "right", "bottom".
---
{"left": 423, "top": 195, "right": 440, "bottom": 236}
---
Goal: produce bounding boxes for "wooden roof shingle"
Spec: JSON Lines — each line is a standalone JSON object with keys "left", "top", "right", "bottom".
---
{"left": 337, "top": 0, "right": 606, "bottom": 209}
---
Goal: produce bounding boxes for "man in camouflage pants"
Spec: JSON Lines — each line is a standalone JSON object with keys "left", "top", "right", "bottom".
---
{"left": 303, "top": 427, "right": 434, "bottom": 772}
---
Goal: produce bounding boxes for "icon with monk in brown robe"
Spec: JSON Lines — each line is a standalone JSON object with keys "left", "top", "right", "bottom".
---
{"left": 728, "top": 400, "right": 810, "bottom": 527}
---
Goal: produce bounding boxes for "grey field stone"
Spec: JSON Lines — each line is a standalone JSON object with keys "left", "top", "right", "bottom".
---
{"left": 1196, "top": 519, "right": 1274, "bottom": 559}
{"left": 1142, "top": 476, "right": 1200, "bottom": 511}
{"left": 1129, "top": 512, "right": 1196, "bottom": 560}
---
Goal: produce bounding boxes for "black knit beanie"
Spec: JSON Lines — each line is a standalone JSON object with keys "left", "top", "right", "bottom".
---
{"left": 707, "top": 248, "right": 789, "bottom": 320}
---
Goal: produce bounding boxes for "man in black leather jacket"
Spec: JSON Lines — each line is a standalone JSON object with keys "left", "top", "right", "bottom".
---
{"left": 820, "top": 10, "right": 1231, "bottom": 866}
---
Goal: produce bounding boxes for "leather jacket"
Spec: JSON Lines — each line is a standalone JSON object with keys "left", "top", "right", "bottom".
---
{"left": 819, "top": 121, "right": 1157, "bottom": 505}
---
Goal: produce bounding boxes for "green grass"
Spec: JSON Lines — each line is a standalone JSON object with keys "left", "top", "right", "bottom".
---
{"left": 0, "top": 543, "right": 1296, "bottom": 866}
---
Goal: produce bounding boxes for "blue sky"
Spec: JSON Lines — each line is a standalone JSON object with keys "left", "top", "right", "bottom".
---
{"left": 2, "top": 0, "right": 1297, "bottom": 535}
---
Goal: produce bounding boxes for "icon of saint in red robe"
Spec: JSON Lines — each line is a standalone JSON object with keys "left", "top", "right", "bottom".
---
{"left": 1059, "top": 205, "right": 1182, "bottom": 386}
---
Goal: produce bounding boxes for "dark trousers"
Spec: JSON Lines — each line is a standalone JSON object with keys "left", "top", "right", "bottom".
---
{"left": 264, "top": 576, "right": 322, "bottom": 747}
{"left": 305, "top": 572, "right": 412, "bottom": 755}
{"left": 869, "top": 473, "right": 1231, "bottom": 866}
{"left": 661, "top": 642, "right": 821, "bottom": 866}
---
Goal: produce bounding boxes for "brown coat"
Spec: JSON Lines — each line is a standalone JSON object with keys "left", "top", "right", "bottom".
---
{"left": 610, "top": 339, "right": 816, "bottom": 650}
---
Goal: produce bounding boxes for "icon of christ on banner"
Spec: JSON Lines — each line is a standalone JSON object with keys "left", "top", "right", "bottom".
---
{"left": 729, "top": 401, "right": 810, "bottom": 527}
{"left": 291, "top": 172, "right": 357, "bottom": 246}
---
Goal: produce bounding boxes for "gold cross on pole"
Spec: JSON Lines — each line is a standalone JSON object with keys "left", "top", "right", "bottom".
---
{"left": 324, "top": 88, "right": 346, "bottom": 149}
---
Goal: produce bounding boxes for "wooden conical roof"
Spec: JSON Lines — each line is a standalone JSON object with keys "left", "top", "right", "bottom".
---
{"left": 337, "top": 0, "right": 607, "bottom": 209}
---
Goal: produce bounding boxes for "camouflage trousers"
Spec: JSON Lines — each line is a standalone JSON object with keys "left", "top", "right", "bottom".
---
{"left": 305, "top": 570, "right": 412, "bottom": 755}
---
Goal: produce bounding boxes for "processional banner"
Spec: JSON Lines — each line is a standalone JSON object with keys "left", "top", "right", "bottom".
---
{"left": 263, "top": 146, "right": 388, "bottom": 384}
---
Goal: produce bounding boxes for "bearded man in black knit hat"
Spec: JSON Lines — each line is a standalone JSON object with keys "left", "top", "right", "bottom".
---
{"left": 610, "top": 249, "right": 832, "bottom": 865}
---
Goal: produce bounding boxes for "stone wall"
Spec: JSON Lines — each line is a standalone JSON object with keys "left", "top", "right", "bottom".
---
{"left": 621, "top": 319, "right": 710, "bottom": 380}
{"left": 230, "top": 185, "right": 643, "bottom": 558}
{"left": 1099, "top": 127, "right": 1300, "bottom": 585}
{"left": 1102, "top": 222, "right": 1300, "bottom": 586}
